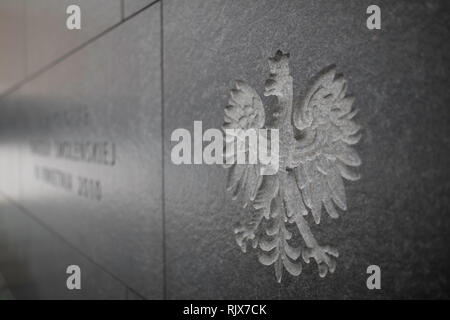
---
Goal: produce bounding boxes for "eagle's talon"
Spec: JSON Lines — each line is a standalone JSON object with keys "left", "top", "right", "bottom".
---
{"left": 302, "top": 245, "right": 339, "bottom": 277}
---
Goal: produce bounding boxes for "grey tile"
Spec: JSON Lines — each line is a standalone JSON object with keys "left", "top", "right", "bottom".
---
{"left": 163, "top": 0, "right": 450, "bottom": 299}
{"left": 126, "top": 288, "right": 144, "bottom": 300}
{"left": 0, "top": 99, "right": 24, "bottom": 201}
{"left": 124, "top": 0, "right": 156, "bottom": 18}
{"left": 0, "top": 0, "right": 26, "bottom": 94}
{"left": 12, "top": 3, "right": 162, "bottom": 299}
{"left": 0, "top": 144, "right": 22, "bottom": 201}
{"left": 0, "top": 272, "right": 14, "bottom": 300}
{"left": 0, "top": 194, "right": 127, "bottom": 299}
{"left": 25, "top": 0, "right": 121, "bottom": 75}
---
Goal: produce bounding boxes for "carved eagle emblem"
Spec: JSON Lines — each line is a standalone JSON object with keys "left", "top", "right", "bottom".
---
{"left": 223, "top": 50, "right": 362, "bottom": 282}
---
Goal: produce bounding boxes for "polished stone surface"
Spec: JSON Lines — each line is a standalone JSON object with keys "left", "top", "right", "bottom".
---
{"left": 163, "top": 0, "right": 450, "bottom": 299}
{"left": 0, "top": 193, "right": 128, "bottom": 299}
{"left": 25, "top": 0, "right": 121, "bottom": 75}
{"left": 0, "top": 0, "right": 26, "bottom": 94}
{"left": 124, "top": 0, "right": 155, "bottom": 18}
{"left": 2, "top": 4, "right": 163, "bottom": 299}
{"left": 0, "top": 271, "right": 14, "bottom": 300}
{"left": 0, "top": 0, "right": 448, "bottom": 300}
{"left": 0, "top": 98, "right": 23, "bottom": 201}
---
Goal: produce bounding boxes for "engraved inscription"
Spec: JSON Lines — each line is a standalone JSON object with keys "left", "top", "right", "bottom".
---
{"left": 29, "top": 107, "right": 114, "bottom": 202}
{"left": 34, "top": 165, "right": 102, "bottom": 201}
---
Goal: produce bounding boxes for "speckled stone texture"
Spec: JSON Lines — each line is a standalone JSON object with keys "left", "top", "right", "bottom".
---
{"left": 164, "top": 0, "right": 450, "bottom": 299}
{"left": 0, "top": 0, "right": 448, "bottom": 300}
{"left": 124, "top": 0, "right": 156, "bottom": 18}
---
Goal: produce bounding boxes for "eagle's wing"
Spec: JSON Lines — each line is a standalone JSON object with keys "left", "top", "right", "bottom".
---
{"left": 223, "top": 80, "right": 280, "bottom": 254}
{"left": 223, "top": 80, "right": 265, "bottom": 210}
{"left": 290, "top": 65, "right": 361, "bottom": 225}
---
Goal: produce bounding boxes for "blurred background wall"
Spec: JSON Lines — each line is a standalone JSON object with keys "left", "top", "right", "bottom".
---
{"left": 0, "top": 0, "right": 160, "bottom": 300}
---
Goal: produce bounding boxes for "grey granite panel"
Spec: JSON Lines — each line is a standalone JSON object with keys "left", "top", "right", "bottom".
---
{"left": 164, "top": 0, "right": 450, "bottom": 299}
{"left": 0, "top": 272, "right": 14, "bottom": 300}
{"left": 124, "top": 0, "right": 156, "bottom": 18}
{"left": 26, "top": 0, "right": 121, "bottom": 75}
{"left": 0, "top": 142, "right": 22, "bottom": 201}
{"left": 14, "top": 4, "right": 162, "bottom": 299}
{"left": 0, "top": 193, "right": 127, "bottom": 299}
{"left": 0, "top": 0, "right": 26, "bottom": 94}
{"left": 0, "top": 97, "right": 24, "bottom": 201}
